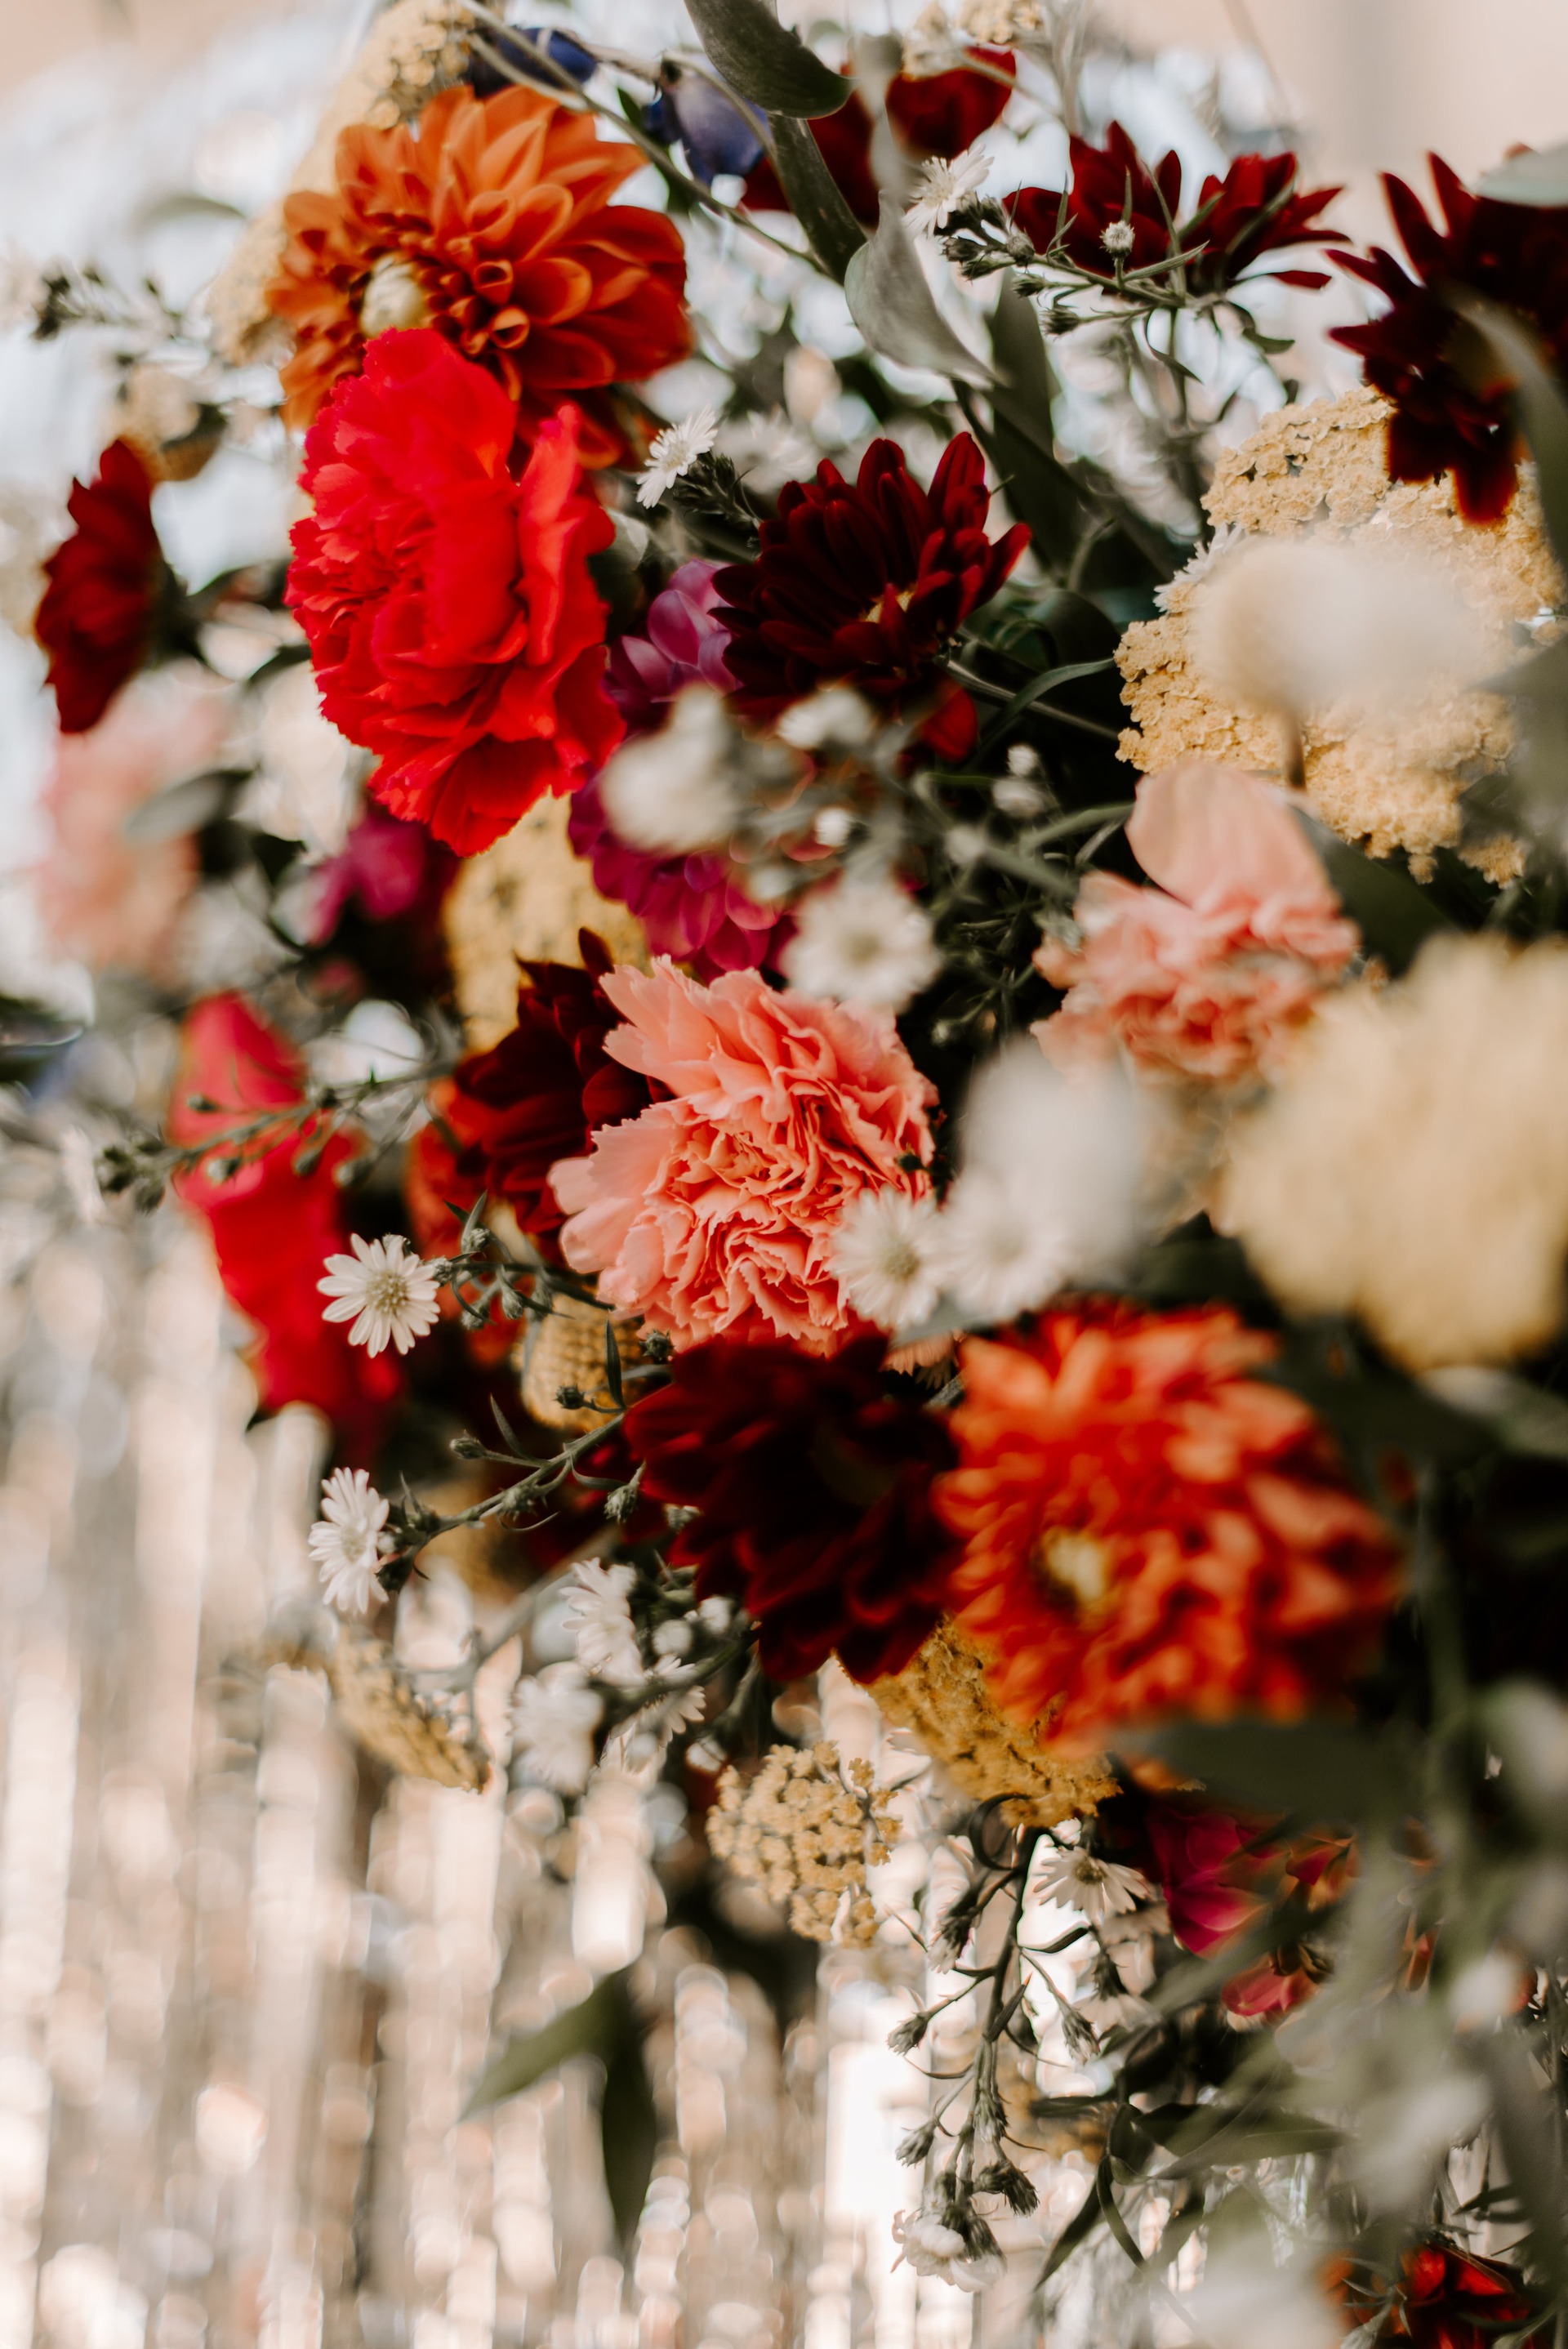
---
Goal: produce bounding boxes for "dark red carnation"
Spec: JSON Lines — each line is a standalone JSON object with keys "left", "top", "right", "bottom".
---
{"left": 743, "top": 91, "right": 880, "bottom": 226}
{"left": 171, "top": 995, "right": 401, "bottom": 1455}
{"left": 286, "top": 328, "right": 622, "bottom": 857}
{"left": 1337, "top": 2241, "right": 1549, "bottom": 2349}
{"left": 1331, "top": 155, "right": 1568, "bottom": 521}
{"left": 884, "top": 49, "right": 1014, "bottom": 160}
{"left": 36, "top": 439, "right": 163, "bottom": 733}
{"left": 623, "top": 1335, "right": 958, "bottom": 1683}
{"left": 712, "top": 434, "right": 1027, "bottom": 755}
{"left": 1008, "top": 125, "right": 1342, "bottom": 296}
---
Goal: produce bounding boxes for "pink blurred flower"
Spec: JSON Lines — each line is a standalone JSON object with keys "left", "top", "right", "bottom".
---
{"left": 550, "top": 960, "right": 935, "bottom": 1353}
{"left": 1146, "top": 1798, "right": 1353, "bottom": 2019}
{"left": 1033, "top": 760, "right": 1358, "bottom": 1084}
{"left": 36, "top": 665, "right": 229, "bottom": 980}
{"left": 301, "top": 805, "right": 434, "bottom": 941}
{"left": 605, "top": 559, "right": 736, "bottom": 730}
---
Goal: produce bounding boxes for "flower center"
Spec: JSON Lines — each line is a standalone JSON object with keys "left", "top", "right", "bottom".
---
{"left": 879, "top": 1236, "right": 923, "bottom": 1284}
{"left": 1032, "top": 1527, "right": 1113, "bottom": 1617}
{"left": 359, "top": 254, "right": 430, "bottom": 337}
{"left": 368, "top": 1268, "right": 413, "bottom": 1316}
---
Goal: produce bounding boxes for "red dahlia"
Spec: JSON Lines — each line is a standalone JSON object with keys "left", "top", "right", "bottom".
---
{"left": 712, "top": 433, "right": 1027, "bottom": 756}
{"left": 1337, "top": 2241, "right": 1549, "bottom": 2349}
{"left": 1331, "top": 156, "right": 1568, "bottom": 520}
{"left": 36, "top": 439, "right": 164, "bottom": 734}
{"left": 623, "top": 1336, "right": 958, "bottom": 1683}
{"left": 286, "top": 328, "right": 622, "bottom": 855}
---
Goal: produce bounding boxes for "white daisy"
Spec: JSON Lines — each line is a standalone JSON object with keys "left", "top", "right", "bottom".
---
{"left": 892, "top": 2206, "right": 1004, "bottom": 2293}
{"left": 1031, "top": 1847, "right": 1154, "bottom": 1923}
{"left": 781, "top": 872, "right": 942, "bottom": 1010}
{"left": 906, "top": 145, "right": 991, "bottom": 235}
{"left": 511, "top": 1664, "right": 604, "bottom": 1794}
{"left": 318, "top": 1232, "right": 442, "bottom": 1357}
{"left": 933, "top": 1167, "right": 1079, "bottom": 1323}
{"left": 308, "top": 1467, "right": 391, "bottom": 1616}
{"left": 776, "top": 687, "right": 879, "bottom": 751}
{"left": 561, "top": 1559, "right": 643, "bottom": 1685}
{"left": 831, "top": 1189, "right": 944, "bottom": 1331}
{"left": 636, "top": 404, "right": 719, "bottom": 507}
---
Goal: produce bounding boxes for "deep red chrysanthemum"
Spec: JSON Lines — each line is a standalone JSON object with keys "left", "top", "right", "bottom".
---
{"left": 1336, "top": 2242, "right": 1549, "bottom": 2349}
{"left": 1330, "top": 155, "right": 1568, "bottom": 521}
{"left": 935, "top": 1300, "right": 1403, "bottom": 1749}
{"left": 36, "top": 439, "right": 163, "bottom": 734}
{"left": 286, "top": 328, "right": 622, "bottom": 856}
{"left": 1008, "top": 124, "right": 1342, "bottom": 296}
{"left": 712, "top": 433, "right": 1027, "bottom": 758}
{"left": 623, "top": 1335, "right": 958, "bottom": 1683}
{"left": 171, "top": 996, "right": 402, "bottom": 1457}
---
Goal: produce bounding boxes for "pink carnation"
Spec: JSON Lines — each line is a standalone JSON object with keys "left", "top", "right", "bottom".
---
{"left": 1033, "top": 760, "right": 1358, "bottom": 1083}
{"left": 550, "top": 961, "right": 935, "bottom": 1353}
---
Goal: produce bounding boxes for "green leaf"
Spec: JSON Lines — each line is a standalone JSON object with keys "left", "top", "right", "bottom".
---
{"left": 1477, "top": 142, "right": 1568, "bottom": 207}
{"left": 1037, "top": 2179, "right": 1102, "bottom": 2284}
{"left": 1481, "top": 2032, "right": 1567, "bottom": 2291}
{"left": 683, "top": 0, "right": 853, "bottom": 117}
{"left": 1456, "top": 299, "right": 1568, "bottom": 574}
{"left": 1295, "top": 813, "right": 1454, "bottom": 977}
{"left": 844, "top": 197, "right": 995, "bottom": 386}
{"left": 768, "top": 115, "right": 865, "bottom": 281}
{"left": 985, "top": 279, "right": 1085, "bottom": 571}
{"left": 600, "top": 2036, "right": 658, "bottom": 2248}
{"left": 1421, "top": 1366, "right": 1568, "bottom": 1462}
{"left": 1117, "top": 1720, "right": 1414, "bottom": 1827}
{"left": 463, "top": 1977, "right": 626, "bottom": 2116}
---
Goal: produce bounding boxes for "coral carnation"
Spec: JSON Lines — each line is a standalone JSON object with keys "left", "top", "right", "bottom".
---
{"left": 266, "top": 83, "right": 690, "bottom": 459}
{"left": 1034, "top": 761, "right": 1358, "bottom": 1082}
{"left": 624, "top": 1336, "right": 956, "bottom": 1681}
{"left": 713, "top": 435, "right": 1027, "bottom": 758}
{"left": 936, "top": 1302, "right": 1402, "bottom": 1748}
{"left": 36, "top": 439, "right": 163, "bottom": 734}
{"left": 550, "top": 961, "right": 936, "bottom": 1353}
{"left": 286, "top": 329, "right": 621, "bottom": 856}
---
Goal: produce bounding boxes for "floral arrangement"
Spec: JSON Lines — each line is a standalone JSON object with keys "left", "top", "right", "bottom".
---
{"left": 19, "top": 0, "right": 1568, "bottom": 2335}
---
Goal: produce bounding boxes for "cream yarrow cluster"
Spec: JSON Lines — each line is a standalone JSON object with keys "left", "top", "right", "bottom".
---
{"left": 707, "top": 1743, "right": 900, "bottom": 1944}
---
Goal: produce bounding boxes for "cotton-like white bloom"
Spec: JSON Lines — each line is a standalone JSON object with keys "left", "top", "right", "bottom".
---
{"left": 651, "top": 1617, "right": 693, "bottom": 1658}
{"left": 318, "top": 1232, "right": 441, "bottom": 1357}
{"left": 599, "top": 685, "right": 740, "bottom": 854}
{"left": 308, "top": 1467, "right": 391, "bottom": 1616}
{"left": 831, "top": 1189, "right": 944, "bottom": 1331}
{"left": 637, "top": 405, "right": 719, "bottom": 507}
{"left": 511, "top": 1663, "right": 604, "bottom": 1794}
{"left": 782, "top": 873, "right": 942, "bottom": 1010}
{"left": 1031, "top": 1847, "right": 1153, "bottom": 1923}
{"left": 906, "top": 146, "right": 991, "bottom": 234}
{"left": 892, "top": 2207, "right": 1004, "bottom": 2293}
{"left": 1100, "top": 219, "right": 1136, "bottom": 256}
{"left": 934, "top": 1043, "right": 1143, "bottom": 1323}
{"left": 697, "top": 1594, "right": 734, "bottom": 1634}
{"left": 776, "top": 687, "right": 879, "bottom": 751}
{"left": 0, "top": 244, "right": 43, "bottom": 332}
{"left": 900, "top": 0, "right": 964, "bottom": 76}
{"left": 1184, "top": 2249, "right": 1343, "bottom": 2349}
{"left": 1447, "top": 1950, "right": 1525, "bottom": 2032}
{"left": 561, "top": 1559, "right": 643, "bottom": 1686}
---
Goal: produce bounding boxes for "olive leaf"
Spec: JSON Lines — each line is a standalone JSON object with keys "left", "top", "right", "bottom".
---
{"left": 770, "top": 115, "right": 865, "bottom": 281}
{"left": 462, "top": 1975, "right": 627, "bottom": 2115}
{"left": 844, "top": 196, "right": 995, "bottom": 386}
{"left": 1294, "top": 811, "right": 1454, "bottom": 977}
{"left": 683, "top": 0, "right": 853, "bottom": 118}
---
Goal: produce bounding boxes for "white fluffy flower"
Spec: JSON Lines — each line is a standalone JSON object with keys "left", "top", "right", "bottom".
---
{"left": 1031, "top": 1847, "right": 1153, "bottom": 1923}
{"left": 776, "top": 687, "right": 879, "bottom": 751}
{"left": 308, "top": 1468, "right": 391, "bottom": 1616}
{"left": 318, "top": 1233, "right": 441, "bottom": 1357}
{"left": 892, "top": 2207, "right": 1004, "bottom": 2293}
{"left": 906, "top": 145, "right": 991, "bottom": 234}
{"left": 561, "top": 1559, "right": 643, "bottom": 1685}
{"left": 831, "top": 1189, "right": 944, "bottom": 1331}
{"left": 1100, "top": 219, "right": 1136, "bottom": 256}
{"left": 637, "top": 405, "right": 719, "bottom": 506}
{"left": 511, "top": 1664, "right": 604, "bottom": 1794}
{"left": 1184, "top": 2250, "right": 1343, "bottom": 2349}
{"left": 781, "top": 873, "right": 942, "bottom": 1010}
{"left": 599, "top": 685, "right": 740, "bottom": 854}
{"left": 934, "top": 1043, "right": 1143, "bottom": 1322}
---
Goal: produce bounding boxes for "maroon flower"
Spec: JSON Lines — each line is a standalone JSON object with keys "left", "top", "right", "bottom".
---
{"left": 743, "top": 91, "right": 880, "bottom": 227}
{"left": 36, "top": 439, "right": 164, "bottom": 733}
{"left": 712, "top": 434, "right": 1027, "bottom": 759}
{"left": 1331, "top": 156, "right": 1568, "bottom": 521}
{"left": 743, "top": 52, "right": 1012, "bottom": 225}
{"left": 1338, "top": 2242, "right": 1549, "bottom": 2349}
{"left": 623, "top": 1335, "right": 958, "bottom": 1683}
{"left": 1009, "top": 125, "right": 1342, "bottom": 296}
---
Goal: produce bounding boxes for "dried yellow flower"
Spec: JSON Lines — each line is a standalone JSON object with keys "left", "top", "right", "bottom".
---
{"left": 708, "top": 1742, "right": 899, "bottom": 1944}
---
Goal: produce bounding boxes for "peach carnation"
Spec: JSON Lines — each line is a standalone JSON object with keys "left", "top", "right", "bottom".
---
{"left": 1033, "top": 760, "right": 1358, "bottom": 1083}
{"left": 550, "top": 962, "right": 935, "bottom": 1354}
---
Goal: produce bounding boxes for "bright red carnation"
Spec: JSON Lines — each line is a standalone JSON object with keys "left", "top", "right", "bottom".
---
{"left": 624, "top": 1335, "right": 957, "bottom": 1682}
{"left": 1337, "top": 2242, "right": 1549, "bottom": 2349}
{"left": 286, "top": 328, "right": 622, "bottom": 856}
{"left": 1331, "top": 156, "right": 1568, "bottom": 521}
{"left": 712, "top": 434, "right": 1027, "bottom": 758}
{"left": 935, "top": 1302, "right": 1403, "bottom": 1749}
{"left": 171, "top": 996, "right": 401, "bottom": 1455}
{"left": 36, "top": 439, "right": 163, "bottom": 734}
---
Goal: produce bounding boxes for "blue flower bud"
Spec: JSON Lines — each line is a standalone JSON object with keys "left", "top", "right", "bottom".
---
{"left": 467, "top": 27, "right": 596, "bottom": 98}
{"left": 655, "top": 60, "right": 766, "bottom": 185}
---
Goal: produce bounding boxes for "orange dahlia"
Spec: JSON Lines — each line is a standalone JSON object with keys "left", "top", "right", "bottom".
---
{"left": 265, "top": 84, "right": 690, "bottom": 461}
{"left": 935, "top": 1302, "right": 1401, "bottom": 1749}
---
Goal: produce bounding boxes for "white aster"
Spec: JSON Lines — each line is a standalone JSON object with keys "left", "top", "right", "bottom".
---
{"left": 318, "top": 1232, "right": 442, "bottom": 1357}
{"left": 892, "top": 2207, "right": 1004, "bottom": 2293}
{"left": 599, "top": 684, "right": 741, "bottom": 854}
{"left": 561, "top": 1559, "right": 643, "bottom": 1685}
{"left": 906, "top": 146, "right": 991, "bottom": 235}
{"left": 782, "top": 872, "right": 942, "bottom": 1010}
{"left": 1031, "top": 1847, "right": 1153, "bottom": 1923}
{"left": 511, "top": 1663, "right": 604, "bottom": 1794}
{"left": 1100, "top": 218, "right": 1136, "bottom": 256}
{"left": 308, "top": 1467, "right": 391, "bottom": 1616}
{"left": 831, "top": 1189, "right": 944, "bottom": 1332}
{"left": 637, "top": 404, "right": 719, "bottom": 506}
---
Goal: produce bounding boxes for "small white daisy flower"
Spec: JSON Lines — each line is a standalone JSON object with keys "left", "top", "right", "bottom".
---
{"left": 318, "top": 1232, "right": 442, "bottom": 1357}
{"left": 637, "top": 404, "right": 719, "bottom": 507}
{"left": 561, "top": 1559, "right": 643, "bottom": 1685}
{"left": 1100, "top": 219, "right": 1136, "bottom": 256}
{"left": 781, "top": 872, "right": 942, "bottom": 1010}
{"left": 308, "top": 1467, "right": 391, "bottom": 1616}
{"left": 511, "top": 1663, "right": 604, "bottom": 1794}
{"left": 1031, "top": 1847, "right": 1154, "bottom": 1923}
{"left": 832, "top": 1189, "right": 944, "bottom": 1332}
{"left": 906, "top": 146, "right": 991, "bottom": 235}
{"left": 933, "top": 1168, "right": 1078, "bottom": 1323}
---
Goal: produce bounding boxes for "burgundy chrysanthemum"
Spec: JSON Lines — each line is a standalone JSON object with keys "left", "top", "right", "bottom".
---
{"left": 1008, "top": 124, "right": 1342, "bottom": 296}
{"left": 623, "top": 1336, "right": 958, "bottom": 1683}
{"left": 712, "top": 434, "right": 1027, "bottom": 759}
{"left": 36, "top": 439, "right": 164, "bottom": 734}
{"left": 1330, "top": 156, "right": 1568, "bottom": 521}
